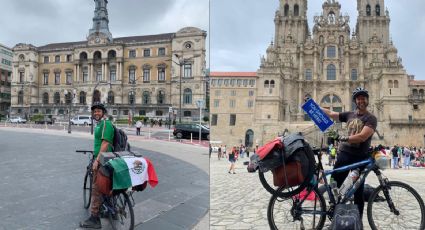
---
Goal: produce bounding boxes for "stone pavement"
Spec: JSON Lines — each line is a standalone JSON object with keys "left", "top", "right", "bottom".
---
{"left": 210, "top": 154, "right": 425, "bottom": 230}
{"left": 0, "top": 127, "right": 209, "bottom": 230}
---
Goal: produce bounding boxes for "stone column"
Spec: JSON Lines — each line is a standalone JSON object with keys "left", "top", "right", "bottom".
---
{"left": 299, "top": 48, "right": 304, "bottom": 80}
{"left": 105, "top": 63, "right": 109, "bottom": 82}
{"left": 313, "top": 48, "right": 318, "bottom": 80}
{"left": 344, "top": 47, "right": 349, "bottom": 81}
{"left": 89, "top": 64, "right": 93, "bottom": 82}
{"left": 359, "top": 47, "right": 364, "bottom": 81}
{"left": 101, "top": 63, "right": 105, "bottom": 81}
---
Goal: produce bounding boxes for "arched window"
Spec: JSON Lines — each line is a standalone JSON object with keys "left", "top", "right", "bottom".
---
{"left": 270, "top": 80, "right": 275, "bottom": 88}
{"left": 351, "top": 69, "right": 358, "bottom": 81}
{"left": 43, "top": 92, "right": 49, "bottom": 104}
{"left": 65, "top": 92, "right": 72, "bottom": 105}
{"left": 332, "top": 95, "right": 342, "bottom": 103}
{"left": 93, "top": 51, "right": 102, "bottom": 60}
{"left": 326, "top": 64, "right": 336, "bottom": 80}
{"left": 157, "top": 90, "right": 165, "bottom": 104}
{"left": 107, "top": 50, "right": 116, "bottom": 59}
{"left": 294, "top": 4, "right": 299, "bottom": 16}
{"left": 319, "top": 35, "right": 324, "bottom": 45}
{"left": 420, "top": 89, "right": 424, "bottom": 97}
{"left": 18, "top": 90, "right": 24, "bottom": 104}
{"left": 54, "top": 92, "right": 60, "bottom": 104}
{"left": 388, "top": 80, "right": 393, "bottom": 88}
{"left": 245, "top": 129, "right": 254, "bottom": 147}
{"left": 128, "top": 91, "right": 135, "bottom": 104}
{"left": 375, "top": 4, "right": 380, "bottom": 16}
{"left": 93, "top": 90, "right": 101, "bottom": 103}
{"left": 80, "top": 52, "right": 88, "bottom": 60}
{"left": 284, "top": 4, "right": 289, "bottom": 16}
{"left": 142, "top": 91, "right": 150, "bottom": 104}
{"left": 394, "top": 80, "right": 399, "bottom": 88}
{"left": 79, "top": 91, "right": 86, "bottom": 104}
{"left": 264, "top": 80, "right": 269, "bottom": 88}
{"left": 183, "top": 88, "right": 192, "bottom": 104}
{"left": 366, "top": 4, "right": 371, "bottom": 16}
{"left": 305, "top": 69, "right": 312, "bottom": 80}
{"left": 339, "top": 35, "right": 344, "bottom": 45}
{"left": 413, "top": 89, "right": 419, "bottom": 96}
{"left": 107, "top": 91, "right": 114, "bottom": 105}
{"left": 320, "top": 94, "right": 343, "bottom": 112}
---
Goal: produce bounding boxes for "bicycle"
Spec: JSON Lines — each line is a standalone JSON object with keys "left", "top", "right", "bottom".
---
{"left": 267, "top": 147, "right": 425, "bottom": 230}
{"left": 77, "top": 150, "right": 135, "bottom": 230}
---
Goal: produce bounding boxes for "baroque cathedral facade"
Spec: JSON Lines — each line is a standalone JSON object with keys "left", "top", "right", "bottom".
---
{"left": 211, "top": 0, "right": 425, "bottom": 147}
{"left": 10, "top": 0, "right": 207, "bottom": 122}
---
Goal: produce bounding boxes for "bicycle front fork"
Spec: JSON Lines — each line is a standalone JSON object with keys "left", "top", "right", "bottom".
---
{"left": 377, "top": 175, "right": 400, "bottom": 216}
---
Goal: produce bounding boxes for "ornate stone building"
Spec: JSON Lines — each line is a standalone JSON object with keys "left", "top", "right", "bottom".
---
{"left": 0, "top": 43, "right": 12, "bottom": 119}
{"left": 10, "top": 0, "right": 207, "bottom": 122}
{"left": 211, "top": 0, "right": 425, "bottom": 147}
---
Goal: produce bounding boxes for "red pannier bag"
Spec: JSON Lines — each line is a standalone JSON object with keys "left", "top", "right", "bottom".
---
{"left": 95, "top": 169, "right": 112, "bottom": 195}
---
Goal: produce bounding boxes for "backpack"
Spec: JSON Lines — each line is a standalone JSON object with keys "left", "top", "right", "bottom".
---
{"left": 330, "top": 204, "right": 363, "bottom": 230}
{"left": 112, "top": 125, "right": 130, "bottom": 152}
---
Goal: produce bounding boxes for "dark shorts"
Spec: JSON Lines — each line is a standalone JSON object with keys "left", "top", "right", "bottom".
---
{"left": 229, "top": 158, "right": 236, "bottom": 163}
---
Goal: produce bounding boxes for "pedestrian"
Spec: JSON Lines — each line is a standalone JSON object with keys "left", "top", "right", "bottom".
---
{"left": 135, "top": 120, "right": 142, "bottom": 136}
{"left": 246, "top": 147, "right": 250, "bottom": 158}
{"left": 321, "top": 87, "right": 377, "bottom": 219}
{"left": 222, "top": 145, "right": 227, "bottom": 159}
{"left": 228, "top": 146, "right": 237, "bottom": 174}
{"left": 80, "top": 102, "right": 114, "bottom": 229}
{"left": 403, "top": 146, "right": 411, "bottom": 170}
{"left": 329, "top": 145, "right": 337, "bottom": 166}
{"left": 209, "top": 143, "right": 212, "bottom": 158}
{"left": 391, "top": 145, "right": 399, "bottom": 169}
{"left": 218, "top": 145, "right": 222, "bottom": 160}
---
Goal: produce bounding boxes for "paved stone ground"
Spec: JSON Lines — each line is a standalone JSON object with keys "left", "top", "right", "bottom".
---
{"left": 0, "top": 127, "right": 209, "bottom": 230}
{"left": 210, "top": 154, "right": 425, "bottom": 230}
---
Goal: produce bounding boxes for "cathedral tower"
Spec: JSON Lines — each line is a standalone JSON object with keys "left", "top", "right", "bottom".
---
{"left": 274, "top": 0, "right": 309, "bottom": 45}
{"left": 356, "top": 0, "right": 390, "bottom": 45}
{"left": 88, "top": 0, "right": 113, "bottom": 44}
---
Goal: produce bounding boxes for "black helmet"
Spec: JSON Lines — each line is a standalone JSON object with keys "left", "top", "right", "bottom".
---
{"left": 91, "top": 102, "right": 107, "bottom": 113}
{"left": 352, "top": 87, "right": 369, "bottom": 101}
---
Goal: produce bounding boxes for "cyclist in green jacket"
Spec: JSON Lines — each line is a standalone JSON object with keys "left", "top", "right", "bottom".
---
{"left": 80, "top": 102, "right": 114, "bottom": 229}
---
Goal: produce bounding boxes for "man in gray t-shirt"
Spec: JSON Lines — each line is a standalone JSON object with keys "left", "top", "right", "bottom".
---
{"left": 321, "top": 87, "right": 377, "bottom": 218}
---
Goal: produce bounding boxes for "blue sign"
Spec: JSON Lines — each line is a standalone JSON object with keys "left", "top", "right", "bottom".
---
{"left": 302, "top": 98, "right": 334, "bottom": 132}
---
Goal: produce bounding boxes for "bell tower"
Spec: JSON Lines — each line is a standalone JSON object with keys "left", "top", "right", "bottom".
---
{"left": 88, "top": 0, "right": 113, "bottom": 44}
{"left": 356, "top": 0, "right": 390, "bottom": 45}
{"left": 274, "top": 0, "right": 309, "bottom": 45}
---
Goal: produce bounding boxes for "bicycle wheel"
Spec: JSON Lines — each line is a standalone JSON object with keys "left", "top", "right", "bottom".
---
{"left": 83, "top": 170, "right": 93, "bottom": 209}
{"left": 367, "top": 181, "right": 425, "bottom": 230}
{"left": 268, "top": 186, "right": 326, "bottom": 230}
{"left": 109, "top": 192, "right": 134, "bottom": 230}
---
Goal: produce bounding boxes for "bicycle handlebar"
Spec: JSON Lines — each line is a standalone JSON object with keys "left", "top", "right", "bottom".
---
{"left": 76, "top": 150, "right": 94, "bottom": 154}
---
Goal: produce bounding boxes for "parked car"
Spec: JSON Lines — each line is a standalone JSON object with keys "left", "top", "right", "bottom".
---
{"left": 9, "top": 116, "right": 27, "bottom": 123}
{"left": 173, "top": 123, "right": 210, "bottom": 140}
{"left": 70, "top": 115, "right": 91, "bottom": 125}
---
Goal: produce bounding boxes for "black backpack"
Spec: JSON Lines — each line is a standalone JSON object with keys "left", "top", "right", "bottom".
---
{"left": 330, "top": 204, "right": 363, "bottom": 230}
{"left": 112, "top": 125, "right": 130, "bottom": 152}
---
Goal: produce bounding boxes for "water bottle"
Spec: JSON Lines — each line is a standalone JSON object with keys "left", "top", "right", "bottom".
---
{"left": 339, "top": 169, "right": 360, "bottom": 197}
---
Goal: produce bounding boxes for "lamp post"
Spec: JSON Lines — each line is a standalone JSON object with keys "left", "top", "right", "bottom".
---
{"left": 129, "top": 79, "right": 136, "bottom": 126}
{"left": 64, "top": 89, "right": 76, "bottom": 134}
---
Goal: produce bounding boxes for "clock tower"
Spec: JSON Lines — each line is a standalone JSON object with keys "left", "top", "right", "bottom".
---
{"left": 87, "top": 0, "right": 113, "bottom": 45}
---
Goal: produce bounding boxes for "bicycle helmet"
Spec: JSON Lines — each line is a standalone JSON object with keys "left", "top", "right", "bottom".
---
{"left": 352, "top": 87, "right": 369, "bottom": 101}
{"left": 91, "top": 102, "right": 107, "bottom": 113}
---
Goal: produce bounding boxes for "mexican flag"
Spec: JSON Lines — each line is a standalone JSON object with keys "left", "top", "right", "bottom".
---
{"left": 108, "top": 156, "right": 158, "bottom": 190}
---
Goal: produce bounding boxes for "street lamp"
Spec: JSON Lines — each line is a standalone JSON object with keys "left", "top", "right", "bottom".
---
{"left": 64, "top": 89, "right": 76, "bottom": 134}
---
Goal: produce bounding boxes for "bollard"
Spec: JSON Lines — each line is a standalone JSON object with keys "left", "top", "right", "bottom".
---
{"left": 148, "top": 128, "right": 151, "bottom": 139}
{"left": 168, "top": 130, "right": 171, "bottom": 141}
{"left": 191, "top": 133, "right": 193, "bottom": 143}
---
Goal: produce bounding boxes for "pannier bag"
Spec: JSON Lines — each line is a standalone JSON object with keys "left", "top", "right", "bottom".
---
{"left": 330, "top": 204, "right": 363, "bottom": 230}
{"left": 96, "top": 167, "right": 113, "bottom": 195}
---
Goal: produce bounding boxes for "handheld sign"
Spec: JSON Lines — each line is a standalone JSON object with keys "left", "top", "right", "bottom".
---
{"left": 302, "top": 98, "right": 334, "bottom": 132}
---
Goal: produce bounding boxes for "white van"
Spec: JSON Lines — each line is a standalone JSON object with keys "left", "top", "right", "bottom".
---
{"left": 70, "top": 115, "right": 91, "bottom": 125}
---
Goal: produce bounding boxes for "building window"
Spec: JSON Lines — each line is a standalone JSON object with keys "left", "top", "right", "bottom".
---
{"left": 43, "top": 92, "right": 49, "bottom": 104}
{"left": 19, "top": 71, "right": 24, "bottom": 83}
{"left": 183, "top": 88, "right": 192, "bottom": 104}
{"left": 366, "top": 4, "right": 371, "bottom": 16}
{"left": 82, "top": 67, "right": 88, "bottom": 83}
{"left": 110, "top": 67, "right": 116, "bottom": 82}
{"left": 66, "top": 55, "right": 72, "bottom": 62}
{"left": 66, "top": 72, "right": 72, "bottom": 85}
{"left": 96, "top": 69, "right": 102, "bottom": 82}
{"left": 58, "top": 109, "right": 64, "bottom": 115}
{"left": 158, "top": 47, "right": 166, "bottom": 56}
{"left": 284, "top": 4, "right": 289, "bottom": 16}
{"left": 139, "top": 110, "right": 145, "bottom": 116}
{"left": 230, "top": 79, "right": 235, "bottom": 86}
{"left": 107, "top": 91, "right": 114, "bottom": 105}
{"left": 319, "top": 36, "right": 324, "bottom": 45}
{"left": 65, "top": 92, "right": 72, "bottom": 105}
{"left": 413, "top": 104, "right": 419, "bottom": 110}
{"left": 305, "top": 69, "right": 312, "bottom": 80}
{"left": 129, "top": 68, "right": 136, "bottom": 83}
{"left": 55, "top": 55, "right": 60, "bottom": 63}
{"left": 44, "top": 56, "right": 49, "bottom": 63}
{"left": 79, "top": 91, "right": 86, "bottom": 104}
{"left": 55, "top": 73, "right": 60, "bottom": 85}
{"left": 394, "top": 80, "right": 399, "bottom": 88}
{"left": 230, "top": 90, "right": 236, "bottom": 96}
{"left": 183, "top": 63, "right": 192, "bottom": 78}
{"left": 243, "top": 79, "right": 248, "bottom": 87}
{"left": 249, "top": 79, "right": 255, "bottom": 86}
{"left": 270, "top": 80, "right": 275, "bottom": 88}
{"left": 54, "top": 92, "right": 60, "bottom": 104}
{"left": 156, "top": 110, "right": 163, "bottom": 116}
{"left": 18, "top": 91, "right": 24, "bottom": 104}
{"left": 294, "top": 4, "right": 299, "bottom": 16}
{"left": 184, "top": 111, "right": 191, "bottom": 117}
{"left": 128, "top": 91, "right": 135, "bottom": 104}
{"left": 247, "top": 100, "right": 254, "bottom": 108}
{"left": 326, "top": 64, "right": 336, "bottom": 80}
{"left": 143, "top": 49, "right": 150, "bottom": 57}
{"left": 129, "top": 50, "right": 136, "bottom": 58}
{"left": 388, "top": 80, "right": 393, "bottom": 88}
{"left": 157, "top": 90, "right": 165, "bottom": 104}
{"left": 142, "top": 91, "right": 150, "bottom": 104}
{"left": 264, "top": 80, "right": 269, "bottom": 88}
{"left": 230, "top": 114, "right": 236, "bottom": 126}
{"left": 123, "top": 110, "right": 129, "bottom": 115}
{"left": 214, "top": 99, "right": 219, "bottom": 107}
{"left": 375, "top": 4, "right": 380, "bottom": 16}
{"left": 143, "top": 69, "right": 150, "bottom": 82}
{"left": 249, "top": 90, "right": 254, "bottom": 96}
{"left": 351, "top": 69, "right": 358, "bottom": 81}
{"left": 158, "top": 67, "right": 165, "bottom": 81}
{"left": 211, "top": 114, "right": 218, "bottom": 126}
{"left": 327, "top": 46, "right": 336, "bottom": 58}
{"left": 229, "top": 100, "right": 235, "bottom": 108}
{"left": 224, "top": 79, "right": 229, "bottom": 86}
{"left": 43, "top": 73, "right": 49, "bottom": 85}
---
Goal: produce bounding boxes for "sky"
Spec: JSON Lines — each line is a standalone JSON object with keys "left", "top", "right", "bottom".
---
{"left": 0, "top": 0, "right": 209, "bottom": 63}
{"left": 211, "top": 0, "right": 425, "bottom": 80}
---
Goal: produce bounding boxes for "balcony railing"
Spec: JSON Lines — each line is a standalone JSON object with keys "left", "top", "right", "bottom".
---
{"left": 408, "top": 94, "right": 425, "bottom": 103}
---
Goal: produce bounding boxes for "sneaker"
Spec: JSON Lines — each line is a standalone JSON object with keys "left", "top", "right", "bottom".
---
{"left": 80, "top": 215, "right": 101, "bottom": 229}
{"left": 233, "top": 172, "right": 236, "bottom": 174}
